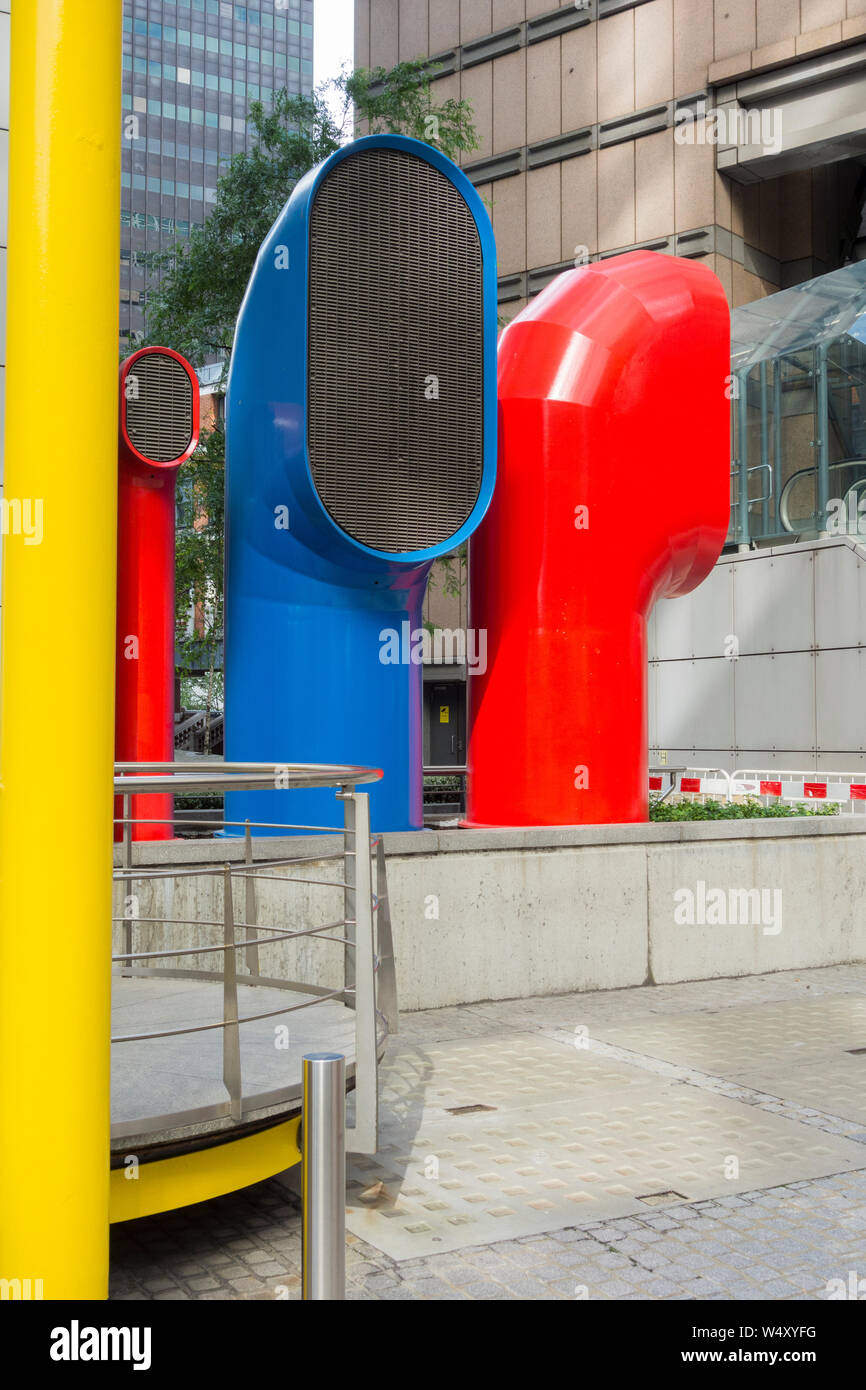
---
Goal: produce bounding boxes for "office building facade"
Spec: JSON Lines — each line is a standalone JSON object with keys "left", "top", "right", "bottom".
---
{"left": 121, "top": 0, "right": 314, "bottom": 346}
{"left": 354, "top": 0, "right": 866, "bottom": 323}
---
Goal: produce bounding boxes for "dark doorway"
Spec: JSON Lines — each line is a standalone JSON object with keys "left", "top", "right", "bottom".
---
{"left": 425, "top": 680, "right": 466, "bottom": 767}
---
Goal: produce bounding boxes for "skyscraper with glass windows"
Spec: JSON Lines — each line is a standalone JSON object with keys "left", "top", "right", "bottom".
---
{"left": 121, "top": 0, "right": 315, "bottom": 348}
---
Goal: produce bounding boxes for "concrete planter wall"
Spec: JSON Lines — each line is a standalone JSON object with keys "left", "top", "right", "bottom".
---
{"left": 115, "top": 817, "right": 866, "bottom": 1013}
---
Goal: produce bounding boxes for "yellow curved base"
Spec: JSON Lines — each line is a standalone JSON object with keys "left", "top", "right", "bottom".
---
{"left": 109, "top": 1119, "right": 302, "bottom": 1223}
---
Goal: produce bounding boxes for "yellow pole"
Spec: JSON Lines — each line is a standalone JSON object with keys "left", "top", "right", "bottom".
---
{"left": 0, "top": 1, "right": 120, "bottom": 1298}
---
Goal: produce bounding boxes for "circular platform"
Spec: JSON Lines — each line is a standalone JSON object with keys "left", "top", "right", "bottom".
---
{"left": 111, "top": 974, "right": 385, "bottom": 1158}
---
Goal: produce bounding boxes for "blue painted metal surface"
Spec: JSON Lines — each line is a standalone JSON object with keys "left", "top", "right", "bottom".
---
{"left": 224, "top": 135, "right": 497, "bottom": 834}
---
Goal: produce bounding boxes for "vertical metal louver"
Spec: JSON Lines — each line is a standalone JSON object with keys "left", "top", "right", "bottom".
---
{"left": 307, "top": 147, "right": 484, "bottom": 553}
{"left": 125, "top": 353, "right": 195, "bottom": 464}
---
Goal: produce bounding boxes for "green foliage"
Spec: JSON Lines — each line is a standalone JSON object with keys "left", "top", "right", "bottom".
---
{"left": 175, "top": 419, "right": 225, "bottom": 680}
{"left": 650, "top": 797, "right": 840, "bottom": 821}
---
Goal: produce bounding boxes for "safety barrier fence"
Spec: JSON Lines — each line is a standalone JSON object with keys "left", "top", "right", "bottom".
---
{"left": 650, "top": 766, "right": 866, "bottom": 813}
{"left": 112, "top": 762, "right": 397, "bottom": 1155}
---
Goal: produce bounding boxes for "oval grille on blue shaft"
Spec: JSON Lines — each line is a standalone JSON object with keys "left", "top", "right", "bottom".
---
{"left": 125, "top": 352, "right": 194, "bottom": 464}
{"left": 307, "top": 147, "right": 484, "bottom": 553}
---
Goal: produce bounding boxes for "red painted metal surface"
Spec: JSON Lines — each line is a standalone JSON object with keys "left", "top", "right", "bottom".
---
{"left": 115, "top": 347, "right": 199, "bottom": 841}
{"left": 467, "top": 251, "right": 731, "bottom": 826}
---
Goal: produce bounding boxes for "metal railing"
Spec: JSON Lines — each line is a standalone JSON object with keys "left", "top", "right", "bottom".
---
{"left": 112, "top": 762, "right": 397, "bottom": 1154}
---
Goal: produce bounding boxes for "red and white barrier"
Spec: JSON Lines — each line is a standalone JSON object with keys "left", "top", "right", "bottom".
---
{"left": 649, "top": 767, "right": 866, "bottom": 811}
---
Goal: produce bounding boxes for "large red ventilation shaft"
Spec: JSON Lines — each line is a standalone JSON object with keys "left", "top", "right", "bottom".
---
{"left": 467, "top": 250, "right": 731, "bottom": 826}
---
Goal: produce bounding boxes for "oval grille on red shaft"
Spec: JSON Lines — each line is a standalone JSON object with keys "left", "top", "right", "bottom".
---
{"left": 307, "top": 147, "right": 484, "bottom": 553}
{"left": 125, "top": 352, "right": 194, "bottom": 464}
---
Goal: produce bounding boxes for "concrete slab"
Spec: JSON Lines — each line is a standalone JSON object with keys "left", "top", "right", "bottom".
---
{"left": 111, "top": 974, "right": 362, "bottom": 1146}
{"left": 345, "top": 1027, "right": 866, "bottom": 1259}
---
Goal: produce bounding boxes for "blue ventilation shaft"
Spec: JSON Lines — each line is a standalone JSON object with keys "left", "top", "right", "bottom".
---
{"left": 224, "top": 135, "right": 497, "bottom": 834}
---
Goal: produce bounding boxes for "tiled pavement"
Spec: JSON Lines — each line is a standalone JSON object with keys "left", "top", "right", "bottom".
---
{"left": 110, "top": 964, "right": 866, "bottom": 1300}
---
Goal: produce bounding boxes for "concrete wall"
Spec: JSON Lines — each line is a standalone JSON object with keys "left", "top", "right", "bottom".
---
{"left": 118, "top": 815, "right": 866, "bottom": 1012}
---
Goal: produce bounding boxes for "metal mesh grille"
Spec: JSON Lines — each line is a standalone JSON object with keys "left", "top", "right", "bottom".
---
{"left": 125, "top": 353, "right": 194, "bottom": 464}
{"left": 308, "top": 147, "right": 484, "bottom": 553}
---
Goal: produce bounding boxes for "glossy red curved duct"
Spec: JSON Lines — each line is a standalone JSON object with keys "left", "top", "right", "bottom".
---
{"left": 467, "top": 250, "right": 731, "bottom": 827}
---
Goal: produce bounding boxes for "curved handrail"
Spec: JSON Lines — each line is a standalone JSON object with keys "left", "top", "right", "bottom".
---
{"left": 778, "top": 458, "right": 866, "bottom": 533}
{"left": 115, "top": 760, "right": 383, "bottom": 795}
{"left": 110, "top": 762, "right": 394, "bottom": 1153}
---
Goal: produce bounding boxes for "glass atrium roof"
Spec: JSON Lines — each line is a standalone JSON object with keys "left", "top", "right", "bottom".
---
{"left": 731, "top": 258, "right": 866, "bottom": 372}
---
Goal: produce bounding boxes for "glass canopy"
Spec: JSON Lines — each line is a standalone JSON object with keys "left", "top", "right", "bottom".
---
{"left": 730, "top": 258, "right": 866, "bottom": 547}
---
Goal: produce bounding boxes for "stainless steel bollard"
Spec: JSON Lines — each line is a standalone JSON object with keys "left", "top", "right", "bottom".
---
{"left": 301, "top": 1052, "right": 346, "bottom": 1300}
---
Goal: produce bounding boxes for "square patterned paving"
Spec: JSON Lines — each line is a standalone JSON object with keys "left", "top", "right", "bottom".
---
{"left": 346, "top": 1030, "right": 866, "bottom": 1259}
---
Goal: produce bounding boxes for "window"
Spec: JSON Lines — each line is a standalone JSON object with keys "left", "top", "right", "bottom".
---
{"left": 177, "top": 67, "right": 191, "bottom": 83}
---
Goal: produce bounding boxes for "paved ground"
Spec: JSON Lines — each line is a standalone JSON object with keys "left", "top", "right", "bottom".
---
{"left": 110, "top": 963, "right": 866, "bottom": 1300}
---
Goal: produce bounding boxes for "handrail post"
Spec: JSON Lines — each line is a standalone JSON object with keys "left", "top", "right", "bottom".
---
{"left": 122, "top": 791, "right": 134, "bottom": 976}
{"left": 345, "top": 791, "right": 378, "bottom": 1153}
{"left": 222, "top": 865, "right": 242, "bottom": 1121}
{"left": 341, "top": 785, "right": 356, "bottom": 1008}
{"left": 243, "top": 819, "right": 260, "bottom": 976}
{"left": 375, "top": 837, "right": 399, "bottom": 1035}
{"left": 302, "top": 1053, "right": 346, "bottom": 1301}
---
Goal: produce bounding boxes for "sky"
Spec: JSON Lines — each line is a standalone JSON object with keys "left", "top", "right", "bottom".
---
{"left": 314, "top": 0, "right": 355, "bottom": 93}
